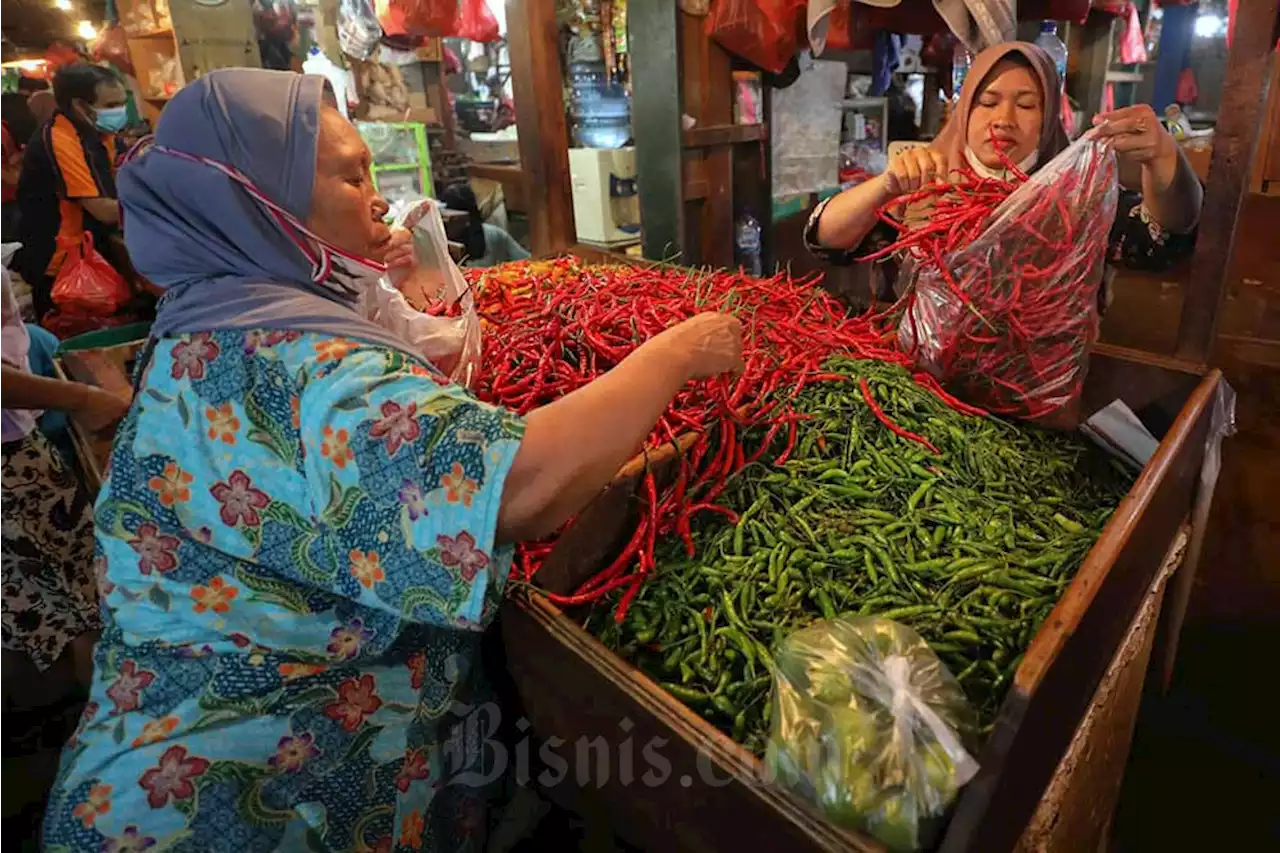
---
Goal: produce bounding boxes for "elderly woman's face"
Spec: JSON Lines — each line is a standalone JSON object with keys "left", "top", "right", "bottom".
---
{"left": 307, "top": 107, "right": 392, "bottom": 260}
{"left": 966, "top": 59, "right": 1043, "bottom": 169}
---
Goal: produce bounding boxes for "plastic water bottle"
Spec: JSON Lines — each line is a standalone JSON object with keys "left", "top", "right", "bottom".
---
{"left": 735, "top": 214, "right": 762, "bottom": 277}
{"left": 1035, "top": 21, "right": 1069, "bottom": 91}
{"left": 952, "top": 42, "right": 972, "bottom": 103}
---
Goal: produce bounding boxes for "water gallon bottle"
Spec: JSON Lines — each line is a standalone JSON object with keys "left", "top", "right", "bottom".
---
{"left": 952, "top": 42, "right": 972, "bottom": 104}
{"left": 735, "top": 214, "right": 763, "bottom": 277}
{"left": 1035, "top": 21, "right": 1069, "bottom": 91}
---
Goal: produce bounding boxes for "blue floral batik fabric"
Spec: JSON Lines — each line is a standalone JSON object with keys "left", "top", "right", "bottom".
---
{"left": 43, "top": 330, "right": 524, "bottom": 853}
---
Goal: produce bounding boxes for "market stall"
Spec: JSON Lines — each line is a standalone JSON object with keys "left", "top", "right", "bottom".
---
{"left": 31, "top": 1, "right": 1275, "bottom": 851}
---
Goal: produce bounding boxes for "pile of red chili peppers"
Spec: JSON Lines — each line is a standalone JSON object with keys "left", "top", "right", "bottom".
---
{"left": 468, "top": 258, "right": 951, "bottom": 621}
{"left": 867, "top": 136, "right": 1119, "bottom": 423}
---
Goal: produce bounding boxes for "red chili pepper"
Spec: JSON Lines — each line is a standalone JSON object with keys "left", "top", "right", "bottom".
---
{"left": 859, "top": 378, "right": 941, "bottom": 455}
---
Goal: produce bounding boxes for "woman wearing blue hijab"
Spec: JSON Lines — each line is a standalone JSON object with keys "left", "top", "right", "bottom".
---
{"left": 43, "top": 69, "right": 742, "bottom": 851}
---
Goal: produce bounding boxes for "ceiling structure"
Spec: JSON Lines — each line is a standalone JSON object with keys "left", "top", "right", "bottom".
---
{"left": 2, "top": 0, "right": 107, "bottom": 57}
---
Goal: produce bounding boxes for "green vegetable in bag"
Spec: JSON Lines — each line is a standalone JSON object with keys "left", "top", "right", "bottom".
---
{"left": 766, "top": 616, "right": 980, "bottom": 851}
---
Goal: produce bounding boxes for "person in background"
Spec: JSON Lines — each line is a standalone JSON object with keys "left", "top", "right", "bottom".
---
{"left": 1, "top": 261, "right": 127, "bottom": 693}
{"left": 807, "top": 43, "right": 1202, "bottom": 294}
{"left": 2, "top": 81, "right": 50, "bottom": 239}
{"left": 43, "top": 69, "right": 741, "bottom": 851}
{"left": 440, "top": 181, "right": 531, "bottom": 267}
{"left": 16, "top": 63, "right": 128, "bottom": 321}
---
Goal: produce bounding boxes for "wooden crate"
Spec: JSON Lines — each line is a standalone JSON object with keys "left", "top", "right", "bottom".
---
{"left": 501, "top": 344, "right": 1222, "bottom": 853}
{"left": 53, "top": 339, "right": 147, "bottom": 497}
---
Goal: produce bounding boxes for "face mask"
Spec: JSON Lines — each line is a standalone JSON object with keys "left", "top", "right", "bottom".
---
{"left": 148, "top": 142, "right": 388, "bottom": 300}
{"left": 94, "top": 106, "right": 129, "bottom": 133}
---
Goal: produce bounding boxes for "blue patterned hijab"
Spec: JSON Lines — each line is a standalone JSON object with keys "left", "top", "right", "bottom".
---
{"left": 119, "top": 68, "right": 415, "bottom": 354}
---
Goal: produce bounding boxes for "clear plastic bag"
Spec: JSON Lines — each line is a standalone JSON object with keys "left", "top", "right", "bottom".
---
{"left": 362, "top": 199, "right": 481, "bottom": 387}
{"left": 767, "top": 616, "right": 979, "bottom": 852}
{"left": 898, "top": 136, "right": 1119, "bottom": 426}
{"left": 339, "top": 0, "right": 382, "bottom": 61}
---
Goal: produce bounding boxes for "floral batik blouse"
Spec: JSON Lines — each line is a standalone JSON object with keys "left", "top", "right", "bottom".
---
{"left": 43, "top": 330, "right": 524, "bottom": 853}
{"left": 804, "top": 187, "right": 1197, "bottom": 305}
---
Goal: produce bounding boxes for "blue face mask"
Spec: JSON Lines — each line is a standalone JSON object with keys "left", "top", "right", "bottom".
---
{"left": 94, "top": 106, "right": 129, "bottom": 133}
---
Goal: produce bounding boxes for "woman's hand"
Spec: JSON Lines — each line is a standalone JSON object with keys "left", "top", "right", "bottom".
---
{"left": 1093, "top": 103, "right": 1202, "bottom": 234}
{"left": 74, "top": 386, "right": 132, "bottom": 432}
{"left": 882, "top": 146, "right": 950, "bottom": 198}
{"left": 383, "top": 228, "right": 416, "bottom": 270}
{"left": 657, "top": 313, "right": 744, "bottom": 379}
{"left": 495, "top": 313, "right": 743, "bottom": 544}
{"left": 1092, "top": 104, "right": 1177, "bottom": 173}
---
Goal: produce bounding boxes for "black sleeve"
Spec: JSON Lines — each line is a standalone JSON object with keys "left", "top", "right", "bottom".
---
{"left": 1106, "top": 188, "right": 1197, "bottom": 272}
{"left": 802, "top": 195, "right": 900, "bottom": 266}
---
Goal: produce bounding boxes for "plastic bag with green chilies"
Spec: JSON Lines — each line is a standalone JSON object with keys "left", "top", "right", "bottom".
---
{"left": 766, "top": 616, "right": 980, "bottom": 852}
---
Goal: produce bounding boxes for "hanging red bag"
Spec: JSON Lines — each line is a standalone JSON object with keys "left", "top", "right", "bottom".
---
{"left": 379, "top": 0, "right": 456, "bottom": 38}
{"left": 826, "top": 1, "right": 852, "bottom": 52}
{"left": 1176, "top": 68, "right": 1199, "bottom": 105}
{"left": 454, "top": 0, "right": 499, "bottom": 43}
{"left": 706, "top": 0, "right": 802, "bottom": 75}
{"left": 50, "top": 233, "right": 132, "bottom": 316}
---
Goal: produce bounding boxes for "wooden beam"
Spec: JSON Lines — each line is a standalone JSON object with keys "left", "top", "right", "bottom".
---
{"left": 1174, "top": 0, "right": 1280, "bottom": 362}
{"left": 682, "top": 123, "right": 768, "bottom": 148}
{"left": 506, "top": 0, "right": 575, "bottom": 256}
{"left": 1067, "top": 15, "right": 1115, "bottom": 123}
{"left": 631, "top": 0, "right": 685, "bottom": 261}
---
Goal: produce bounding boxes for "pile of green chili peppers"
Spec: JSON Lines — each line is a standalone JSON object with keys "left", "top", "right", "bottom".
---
{"left": 584, "top": 358, "right": 1135, "bottom": 756}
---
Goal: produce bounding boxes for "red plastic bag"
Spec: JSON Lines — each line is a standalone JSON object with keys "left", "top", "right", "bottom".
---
{"left": 706, "top": 0, "right": 802, "bottom": 75}
{"left": 454, "top": 0, "right": 499, "bottom": 43}
{"left": 1118, "top": 2, "right": 1149, "bottom": 64}
{"left": 381, "top": 0, "right": 456, "bottom": 38}
{"left": 93, "top": 25, "right": 135, "bottom": 75}
{"left": 1176, "top": 68, "right": 1198, "bottom": 105}
{"left": 826, "top": 1, "right": 852, "bottom": 52}
{"left": 897, "top": 137, "right": 1119, "bottom": 425}
{"left": 50, "top": 233, "right": 132, "bottom": 316}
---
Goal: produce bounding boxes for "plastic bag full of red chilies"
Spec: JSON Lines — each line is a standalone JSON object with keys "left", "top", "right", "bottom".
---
{"left": 897, "top": 136, "right": 1119, "bottom": 426}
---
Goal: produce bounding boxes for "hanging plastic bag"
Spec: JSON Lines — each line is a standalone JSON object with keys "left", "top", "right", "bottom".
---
{"left": 361, "top": 199, "right": 481, "bottom": 386}
{"left": 50, "top": 233, "right": 132, "bottom": 316}
{"left": 1118, "top": 2, "right": 1149, "bottom": 65}
{"left": 381, "top": 0, "right": 457, "bottom": 38}
{"left": 897, "top": 136, "right": 1119, "bottom": 426}
{"left": 454, "top": 0, "right": 500, "bottom": 43}
{"left": 706, "top": 0, "right": 802, "bottom": 75}
{"left": 339, "top": 0, "right": 382, "bottom": 61}
{"left": 1176, "top": 68, "right": 1199, "bottom": 105}
{"left": 93, "top": 25, "right": 135, "bottom": 75}
{"left": 767, "top": 616, "right": 979, "bottom": 852}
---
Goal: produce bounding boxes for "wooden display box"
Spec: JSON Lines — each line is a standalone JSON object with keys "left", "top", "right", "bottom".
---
{"left": 501, "top": 342, "right": 1222, "bottom": 853}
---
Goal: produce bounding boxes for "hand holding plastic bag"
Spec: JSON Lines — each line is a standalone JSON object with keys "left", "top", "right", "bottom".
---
{"left": 51, "top": 232, "right": 133, "bottom": 316}
{"left": 767, "top": 616, "right": 979, "bottom": 852}
{"left": 361, "top": 198, "right": 482, "bottom": 386}
{"left": 898, "top": 136, "right": 1119, "bottom": 426}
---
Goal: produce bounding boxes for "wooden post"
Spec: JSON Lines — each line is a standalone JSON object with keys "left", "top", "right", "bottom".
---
{"left": 1174, "top": 1, "right": 1280, "bottom": 362}
{"left": 631, "top": 0, "right": 685, "bottom": 261}
{"left": 506, "top": 0, "right": 576, "bottom": 256}
{"left": 1067, "top": 15, "right": 1115, "bottom": 124}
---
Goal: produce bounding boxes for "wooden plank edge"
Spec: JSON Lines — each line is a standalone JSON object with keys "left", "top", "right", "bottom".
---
{"left": 1013, "top": 369, "right": 1223, "bottom": 691}
{"left": 513, "top": 592, "right": 884, "bottom": 853}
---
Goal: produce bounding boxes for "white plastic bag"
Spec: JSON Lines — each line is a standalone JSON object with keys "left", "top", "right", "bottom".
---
{"left": 361, "top": 199, "right": 482, "bottom": 387}
{"left": 338, "top": 0, "right": 382, "bottom": 61}
{"left": 767, "top": 616, "right": 979, "bottom": 852}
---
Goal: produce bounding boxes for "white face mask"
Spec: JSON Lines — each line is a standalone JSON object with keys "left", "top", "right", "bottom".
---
{"left": 146, "top": 141, "right": 388, "bottom": 300}
{"left": 963, "top": 146, "right": 1039, "bottom": 180}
